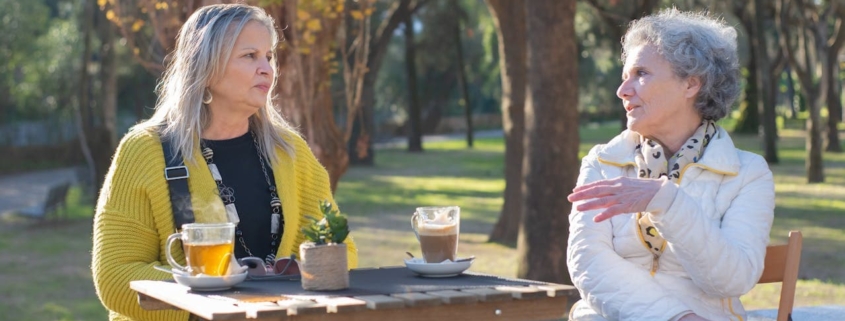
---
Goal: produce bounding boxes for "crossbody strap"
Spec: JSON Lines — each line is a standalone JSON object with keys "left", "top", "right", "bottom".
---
{"left": 161, "top": 135, "right": 195, "bottom": 231}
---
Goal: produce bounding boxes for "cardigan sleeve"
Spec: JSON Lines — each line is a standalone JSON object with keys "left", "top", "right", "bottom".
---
{"left": 91, "top": 131, "right": 190, "bottom": 321}
{"left": 287, "top": 134, "right": 359, "bottom": 269}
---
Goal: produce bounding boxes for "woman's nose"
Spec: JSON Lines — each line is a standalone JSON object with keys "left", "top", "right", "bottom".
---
{"left": 617, "top": 79, "right": 633, "bottom": 99}
{"left": 258, "top": 58, "right": 272, "bottom": 75}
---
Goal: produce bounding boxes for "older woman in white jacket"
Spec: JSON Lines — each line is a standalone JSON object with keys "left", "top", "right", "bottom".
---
{"left": 566, "top": 9, "right": 774, "bottom": 321}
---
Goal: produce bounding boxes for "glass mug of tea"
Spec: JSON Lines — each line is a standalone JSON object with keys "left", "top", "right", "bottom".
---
{"left": 166, "top": 223, "right": 235, "bottom": 276}
{"left": 411, "top": 206, "right": 460, "bottom": 263}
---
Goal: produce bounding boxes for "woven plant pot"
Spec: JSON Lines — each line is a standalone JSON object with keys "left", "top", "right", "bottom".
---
{"left": 299, "top": 242, "right": 349, "bottom": 291}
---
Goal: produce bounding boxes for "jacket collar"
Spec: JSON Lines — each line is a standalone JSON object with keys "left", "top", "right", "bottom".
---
{"left": 596, "top": 127, "right": 740, "bottom": 175}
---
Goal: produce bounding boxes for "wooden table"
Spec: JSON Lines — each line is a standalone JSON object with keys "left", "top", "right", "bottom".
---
{"left": 131, "top": 266, "right": 578, "bottom": 321}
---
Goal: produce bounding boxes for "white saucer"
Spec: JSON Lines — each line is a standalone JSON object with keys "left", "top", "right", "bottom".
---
{"left": 172, "top": 271, "right": 248, "bottom": 291}
{"left": 404, "top": 258, "right": 473, "bottom": 277}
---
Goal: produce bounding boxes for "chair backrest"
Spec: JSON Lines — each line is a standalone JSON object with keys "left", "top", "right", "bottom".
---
{"left": 757, "top": 230, "right": 803, "bottom": 321}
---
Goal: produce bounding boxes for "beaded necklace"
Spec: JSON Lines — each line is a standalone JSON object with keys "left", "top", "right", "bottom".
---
{"left": 200, "top": 131, "right": 283, "bottom": 266}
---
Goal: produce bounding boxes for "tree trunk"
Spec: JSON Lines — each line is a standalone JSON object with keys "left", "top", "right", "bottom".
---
{"left": 77, "top": 0, "right": 99, "bottom": 193}
{"left": 827, "top": 55, "right": 842, "bottom": 152}
{"left": 405, "top": 13, "right": 423, "bottom": 152}
{"left": 734, "top": 61, "right": 760, "bottom": 134}
{"left": 785, "top": 64, "right": 797, "bottom": 119}
{"left": 517, "top": 0, "right": 578, "bottom": 285}
{"left": 485, "top": 0, "right": 526, "bottom": 246}
{"left": 807, "top": 20, "right": 828, "bottom": 183}
{"left": 79, "top": 0, "right": 93, "bottom": 133}
{"left": 452, "top": 1, "right": 473, "bottom": 148}
{"left": 267, "top": 1, "right": 349, "bottom": 192}
{"left": 734, "top": 1, "right": 760, "bottom": 135}
{"left": 99, "top": 7, "right": 119, "bottom": 157}
{"left": 825, "top": 17, "right": 844, "bottom": 152}
{"left": 807, "top": 94, "right": 825, "bottom": 182}
{"left": 753, "top": 0, "right": 778, "bottom": 163}
{"left": 349, "top": 0, "right": 416, "bottom": 165}
{"left": 777, "top": 0, "right": 826, "bottom": 183}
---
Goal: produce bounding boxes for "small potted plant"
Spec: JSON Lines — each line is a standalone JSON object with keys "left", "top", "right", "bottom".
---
{"left": 299, "top": 200, "right": 350, "bottom": 291}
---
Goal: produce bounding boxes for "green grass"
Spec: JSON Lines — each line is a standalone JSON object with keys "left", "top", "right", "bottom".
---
{"left": 0, "top": 123, "right": 842, "bottom": 320}
{"left": 0, "top": 187, "right": 107, "bottom": 321}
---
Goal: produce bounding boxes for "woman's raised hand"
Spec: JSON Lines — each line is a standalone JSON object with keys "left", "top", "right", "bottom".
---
{"left": 566, "top": 176, "right": 665, "bottom": 223}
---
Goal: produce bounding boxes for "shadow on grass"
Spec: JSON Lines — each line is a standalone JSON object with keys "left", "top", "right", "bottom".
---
{"left": 769, "top": 205, "right": 845, "bottom": 285}
{"left": 0, "top": 215, "right": 106, "bottom": 320}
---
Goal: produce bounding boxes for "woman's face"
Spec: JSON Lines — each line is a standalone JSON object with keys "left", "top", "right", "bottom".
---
{"left": 617, "top": 45, "right": 700, "bottom": 139}
{"left": 207, "top": 21, "right": 274, "bottom": 117}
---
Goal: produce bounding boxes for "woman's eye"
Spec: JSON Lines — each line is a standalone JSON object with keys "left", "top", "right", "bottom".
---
{"left": 245, "top": 53, "right": 255, "bottom": 58}
{"left": 637, "top": 70, "right": 647, "bottom": 76}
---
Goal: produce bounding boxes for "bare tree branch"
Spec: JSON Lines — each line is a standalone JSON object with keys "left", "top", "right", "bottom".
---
{"left": 584, "top": 0, "right": 631, "bottom": 25}
{"left": 829, "top": 4, "right": 845, "bottom": 51}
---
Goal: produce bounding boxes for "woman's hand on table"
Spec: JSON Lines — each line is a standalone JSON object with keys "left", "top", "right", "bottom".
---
{"left": 566, "top": 177, "right": 664, "bottom": 223}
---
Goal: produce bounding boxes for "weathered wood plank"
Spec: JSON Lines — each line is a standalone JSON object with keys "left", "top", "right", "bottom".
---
{"left": 494, "top": 286, "right": 548, "bottom": 299}
{"left": 314, "top": 297, "right": 368, "bottom": 313}
{"left": 426, "top": 290, "right": 479, "bottom": 305}
{"left": 534, "top": 284, "right": 579, "bottom": 297}
{"left": 352, "top": 295, "right": 406, "bottom": 310}
{"left": 460, "top": 288, "right": 514, "bottom": 302}
{"left": 131, "top": 281, "right": 251, "bottom": 320}
{"left": 204, "top": 294, "right": 289, "bottom": 319}
{"left": 138, "top": 293, "right": 176, "bottom": 310}
{"left": 276, "top": 299, "right": 327, "bottom": 316}
{"left": 279, "top": 296, "right": 569, "bottom": 321}
{"left": 390, "top": 293, "right": 442, "bottom": 307}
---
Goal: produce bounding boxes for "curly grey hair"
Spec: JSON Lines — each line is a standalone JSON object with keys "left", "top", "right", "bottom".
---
{"left": 621, "top": 8, "right": 740, "bottom": 121}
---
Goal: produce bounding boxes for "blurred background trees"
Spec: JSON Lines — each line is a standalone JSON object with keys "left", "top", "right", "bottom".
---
{"left": 1, "top": 0, "right": 844, "bottom": 282}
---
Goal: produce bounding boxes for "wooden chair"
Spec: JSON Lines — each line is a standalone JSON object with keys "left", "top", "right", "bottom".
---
{"left": 756, "top": 230, "right": 803, "bottom": 321}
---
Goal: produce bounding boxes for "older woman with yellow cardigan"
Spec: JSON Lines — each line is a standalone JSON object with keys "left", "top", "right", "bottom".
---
{"left": 91, "top": 5, "right": 357, "bottom": 321}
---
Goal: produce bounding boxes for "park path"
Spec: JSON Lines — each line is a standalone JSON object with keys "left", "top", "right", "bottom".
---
{"left": 0, "top": 167, "right": 78, "bottom": 215}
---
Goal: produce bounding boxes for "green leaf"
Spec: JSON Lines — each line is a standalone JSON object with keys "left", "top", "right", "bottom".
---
{"left": 301, "top": 200, "right": 350, "bottom": 244}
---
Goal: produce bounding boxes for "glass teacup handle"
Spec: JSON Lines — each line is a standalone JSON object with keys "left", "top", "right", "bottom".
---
{"left": 411, "top": 211, "right": 420, "bottom": 241}
{"left": 165, "top": 233, "right": 189, "bottom": 274}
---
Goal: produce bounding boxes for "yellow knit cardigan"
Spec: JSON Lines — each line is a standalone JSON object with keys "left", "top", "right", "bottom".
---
{"left": 92, "top": 129, "right": 358, "bottom": 321}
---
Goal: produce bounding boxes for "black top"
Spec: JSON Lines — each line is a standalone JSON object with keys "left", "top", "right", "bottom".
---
{"left": 202, "top": 132, "right": 276, "bottom": 260}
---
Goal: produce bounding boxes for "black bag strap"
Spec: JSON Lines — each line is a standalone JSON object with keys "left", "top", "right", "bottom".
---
{"left": 161, "top": 134, "right": 195, "bottom": 231}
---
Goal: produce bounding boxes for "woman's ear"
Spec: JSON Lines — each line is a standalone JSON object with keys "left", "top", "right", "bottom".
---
{"left": 685, "top": 76, "right": 702, "bottom": 99}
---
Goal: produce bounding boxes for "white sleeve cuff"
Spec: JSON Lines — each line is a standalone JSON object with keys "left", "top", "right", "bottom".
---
{"left": 669, "top": 311, "right": 694, "bottom": 321}
{"left": 645, "top": 179, "right": 679, "bottom": 215}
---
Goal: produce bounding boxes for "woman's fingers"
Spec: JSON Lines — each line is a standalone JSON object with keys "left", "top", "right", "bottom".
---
{"left": 592, "top": 205, "right": 629, "bottom": 223}
{"left": 571, "top": 177, "right": 620, "bottom": 192}
{"left": 574, "top": 197, "right": 616, "bottom": 211}
{"left": 570, "top": 177, "right": 663, "bottom": 222}
{"left": 568, "top": 184, "right": 619, "bottom": 202}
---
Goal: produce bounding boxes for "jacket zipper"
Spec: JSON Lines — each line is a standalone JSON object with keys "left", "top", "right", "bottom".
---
{"left": 650, "top": 253, "right": 659, "bottom": 276}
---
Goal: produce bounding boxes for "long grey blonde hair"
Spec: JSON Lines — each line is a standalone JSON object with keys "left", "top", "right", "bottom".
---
{"left": 135, "top": 4, "right": 297, "bottom": 165}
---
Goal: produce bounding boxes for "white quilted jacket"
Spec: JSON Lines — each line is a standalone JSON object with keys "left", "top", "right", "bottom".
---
{"left": 567, "top": 127, "right": 775, "bottom": 321}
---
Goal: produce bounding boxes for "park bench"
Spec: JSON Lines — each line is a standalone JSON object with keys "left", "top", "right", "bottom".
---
{"left": 14, "top": 181, "right": 71, "bottom": 220}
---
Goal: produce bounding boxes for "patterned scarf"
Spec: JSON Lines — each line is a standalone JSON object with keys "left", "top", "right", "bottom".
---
{"left": 634, "top": 120, "right": 717, "bottom": 261}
